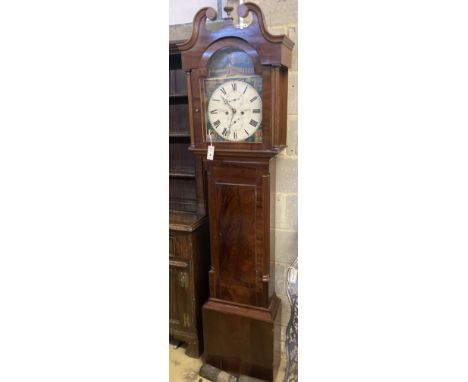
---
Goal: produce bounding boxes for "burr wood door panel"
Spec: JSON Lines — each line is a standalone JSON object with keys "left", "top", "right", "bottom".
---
{"left": 208, "top": 161, "right": 270, "bottom": 308}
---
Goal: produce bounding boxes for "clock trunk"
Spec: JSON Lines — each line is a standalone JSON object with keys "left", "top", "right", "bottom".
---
{"left": 206, "top": 158, "right": 276, "bottom": 308}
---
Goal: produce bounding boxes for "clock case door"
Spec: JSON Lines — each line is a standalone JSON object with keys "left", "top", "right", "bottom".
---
{"left": 206, "top": 158, "right": 275, "bottom": 309}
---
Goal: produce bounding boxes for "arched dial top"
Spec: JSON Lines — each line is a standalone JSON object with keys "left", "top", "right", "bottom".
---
{"left": 204, "top": 47, "right": 263, "bottom": 144}
{"left": 177, "top": 2, "right": 294, "bottom": 69}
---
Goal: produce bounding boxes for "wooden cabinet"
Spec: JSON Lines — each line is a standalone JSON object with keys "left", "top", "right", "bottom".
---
{"left": 169, "top": 42, "right": 209, "bottom": 358}
{"left": 169, "top": 212, "right": 209, "bottom": 357}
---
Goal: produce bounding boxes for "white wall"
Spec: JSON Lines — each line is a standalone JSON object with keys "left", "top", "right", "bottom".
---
{"left": 169, "top": 0, "right": 218, "bottom": 25}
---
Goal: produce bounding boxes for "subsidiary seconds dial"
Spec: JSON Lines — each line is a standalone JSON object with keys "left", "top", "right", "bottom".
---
{"left": 207, "top": 80, "right": 262, "bottom": 142}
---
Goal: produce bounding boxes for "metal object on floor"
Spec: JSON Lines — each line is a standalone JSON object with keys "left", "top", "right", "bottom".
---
{"left": 237, "top": 376, "right": 268, "bottom": 382}
{"left": 199, "top": 364, "right": 237, "bottom": 382}
{"left": 173, "top": 340, "right": 182, "bottom": 350}
{"left": 199, "top": 364, "right": 268, "bottom": 382}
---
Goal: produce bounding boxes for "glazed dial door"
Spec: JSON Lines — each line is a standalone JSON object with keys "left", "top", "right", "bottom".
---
{"left": 207, "top": 79, "right": 262, "bottom": 142}
{"left": 203, "top": 47, "right": 263, "bottom": 144}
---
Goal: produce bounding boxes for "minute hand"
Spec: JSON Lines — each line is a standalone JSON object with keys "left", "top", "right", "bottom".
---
{"left": 221, "top": 96, "right": 235, "bottom": 112}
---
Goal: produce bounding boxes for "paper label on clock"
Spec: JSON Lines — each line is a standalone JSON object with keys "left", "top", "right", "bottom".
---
{"left": 207, "top": 145, "right": 215, "bottom": 160}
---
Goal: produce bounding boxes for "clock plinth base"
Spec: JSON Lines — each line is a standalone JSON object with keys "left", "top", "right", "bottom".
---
{"left": 202, "top": 295, "right": 281, "bottom": 382}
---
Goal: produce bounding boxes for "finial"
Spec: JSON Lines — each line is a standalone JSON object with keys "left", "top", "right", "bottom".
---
{"left": 205, "top": 7, "right": 217, "bottom": 21}
{"left": 223, "top": 5, "right": 234, "bottom": 19}
{"left": 237, "top": 4, "right": 249, "bottom": 18}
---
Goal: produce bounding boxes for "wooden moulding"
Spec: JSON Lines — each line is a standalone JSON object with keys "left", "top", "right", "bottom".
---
{"left": 169, "top": 210, "right": 208, "bottom": 232}
{"left": 204, "top": 294, "right": 281, "bottom": 323}
{"left": 177, "top": 2, "right": 294, "bottom": 69}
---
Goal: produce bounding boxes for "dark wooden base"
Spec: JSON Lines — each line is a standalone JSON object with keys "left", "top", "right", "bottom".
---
{"left": 202, "top": 295, "right": 281, "bottom": 382}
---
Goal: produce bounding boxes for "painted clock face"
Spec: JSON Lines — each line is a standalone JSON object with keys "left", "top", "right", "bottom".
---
{"left": 207, "top": 80, "right": 262, "bottom": 142}
{"left": 204, "top": 47, "right": 263, "bottom": 143}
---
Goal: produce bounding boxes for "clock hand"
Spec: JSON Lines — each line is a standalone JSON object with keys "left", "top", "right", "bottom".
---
{"left": 221, "top": 95, "right": 234, "bottom": 111}
{"left": 221, "top": 95, "right": 239, "bottom": 115}
{"left": 232, "top": 117, "right": 242, "bottom": 126}
{"left": 227, "top": 110, "right": 236, "bottom": 130}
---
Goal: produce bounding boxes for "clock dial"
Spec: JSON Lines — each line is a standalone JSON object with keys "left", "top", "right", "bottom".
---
{"left": 207, "top": 80, "right": 262, "bottom": 142}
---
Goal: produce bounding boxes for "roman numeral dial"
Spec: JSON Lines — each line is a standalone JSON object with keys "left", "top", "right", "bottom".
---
{"left": 207, "top": 79, "right": 262, "bottom": 142}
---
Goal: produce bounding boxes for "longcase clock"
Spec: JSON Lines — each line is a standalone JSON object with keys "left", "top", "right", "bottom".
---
{"left": 178, "top": 3, "right": 294, "bottom": 381}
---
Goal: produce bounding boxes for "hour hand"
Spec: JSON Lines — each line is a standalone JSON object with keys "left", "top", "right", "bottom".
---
{"left": 241, "top": 108, "right": 261, "bottom": 114}
{"left": 221, "top": 96, "right": 234, "bottom": 111}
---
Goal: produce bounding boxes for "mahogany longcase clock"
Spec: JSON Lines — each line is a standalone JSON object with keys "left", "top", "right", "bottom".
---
{"left": 178, "top": 3, "right": 294, "bottom": 381}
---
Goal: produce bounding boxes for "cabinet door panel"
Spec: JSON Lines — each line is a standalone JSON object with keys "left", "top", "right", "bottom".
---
{"left": 169, "top": 260, "right": 192, "bottom": 330}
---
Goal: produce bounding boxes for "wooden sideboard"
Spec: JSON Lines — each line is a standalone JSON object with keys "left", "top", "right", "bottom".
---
{"left": 169, "top": 211, "right": 209, "bottom": 357}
